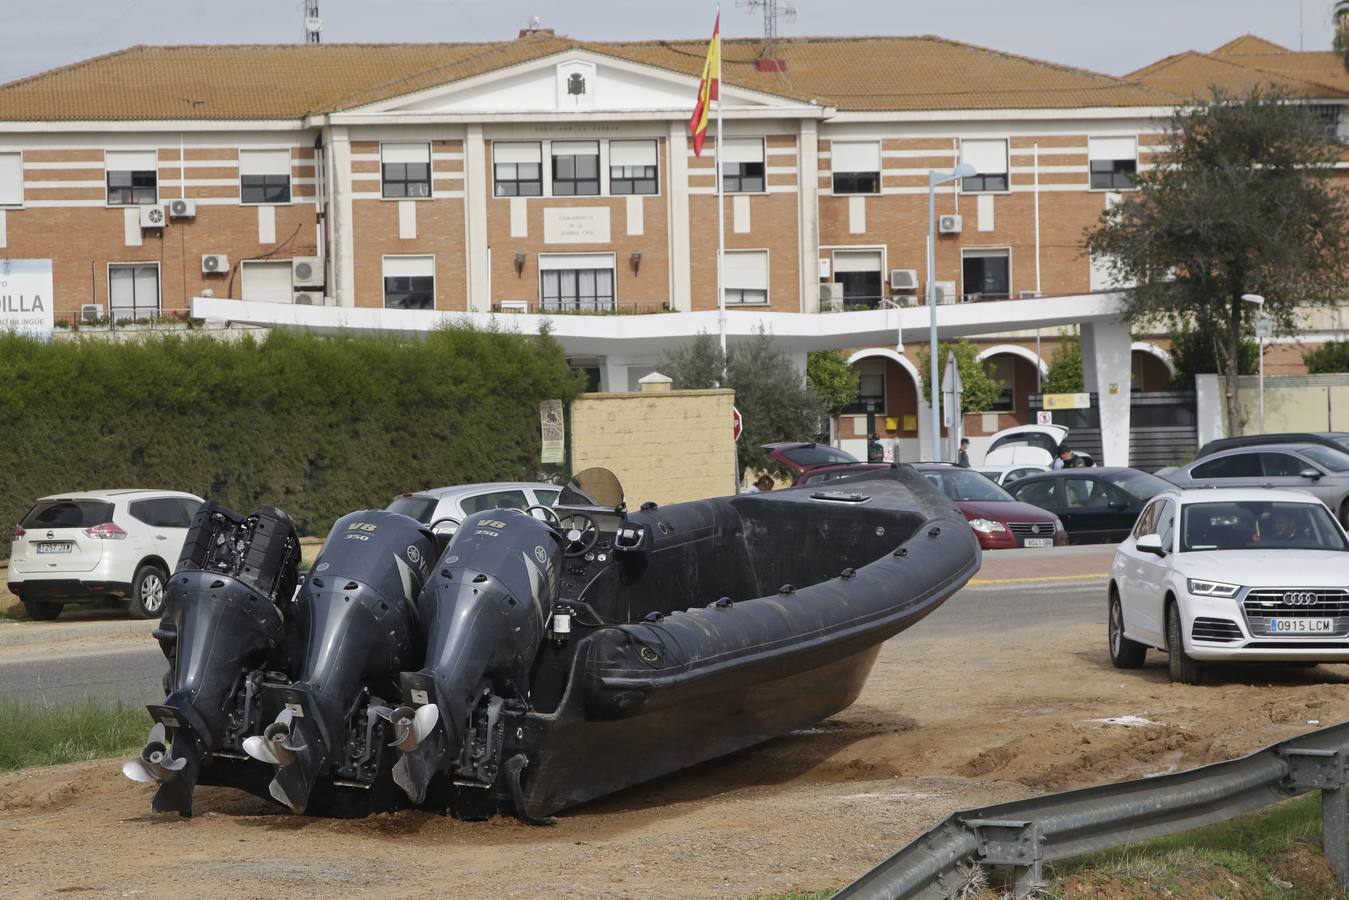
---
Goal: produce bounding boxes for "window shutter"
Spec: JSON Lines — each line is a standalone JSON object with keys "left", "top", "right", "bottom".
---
{"left": 723, "top": 250, "right": 769, "bottom": 289}
{"left": 1089, "top": 136, "right": 1136, "bottom": 162}
{"left": 494, "top": 142, "right": 542, "bottom": 164}
{"left": 106, "top": 149, "right": 157, "bottom": 172}
{"left": 239, "top": 149, "right": 292, "bottom": 176}
{"left": 0, "top": 153, "right": 21, "bottom": 205}
{"left": 538, "top": 253, "right": 616, "bottom": 271}
{"left": 959, "top": 139, "right": 1007, "bottom": 174}
{"left": 609, "top": 140, "right": 657, "bottom": 167}
{"left": 832, "top": 141, "right": 881, "bottom": 173}
{"left": 832, "top": 250, "right": 882, "bottom": 273}
{"left": 381, "top": 142, "right": 431, "bottom": 164}
{"left": 383, "top": 255, "right": 435, "bottom": 278}
{"left": 551, "top": 140, "right": 599, "bottom": 156}
{"left": 721, "top": 138, "right": 764, "bottom": 164}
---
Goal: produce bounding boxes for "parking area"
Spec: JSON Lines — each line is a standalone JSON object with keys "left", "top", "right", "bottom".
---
{"left": 6, "top": 545, "right": 1349, "bottom": 897}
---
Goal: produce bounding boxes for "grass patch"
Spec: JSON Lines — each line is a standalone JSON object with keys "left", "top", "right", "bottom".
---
{"left": 0, "top": 699, "right": 148, "bottom": 772}
{"left": 961, "top": 792, "right": 1343, "bottom": 898}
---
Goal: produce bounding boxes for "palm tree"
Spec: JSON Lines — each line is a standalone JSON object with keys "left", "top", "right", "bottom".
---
{"left": 1336, "top": 1, "right": 1349, "bottom": 70}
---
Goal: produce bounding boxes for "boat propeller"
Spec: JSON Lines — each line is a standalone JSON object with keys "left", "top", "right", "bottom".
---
{"left": 121, "top": 722, "right": 188, "bottom": 784}
{"left": 242, "top": 709, "right": 307, "bottom": 767}
{"left": 378, "top": 704, "right": 440, "bottom": 752}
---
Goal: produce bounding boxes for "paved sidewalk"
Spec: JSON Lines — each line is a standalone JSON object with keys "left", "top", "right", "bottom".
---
{"left": 974, "top": 544, "right": 1116, "bottom": 584}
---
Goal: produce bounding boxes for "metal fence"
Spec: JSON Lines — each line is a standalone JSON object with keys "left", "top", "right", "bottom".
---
{"left": 835, "top": 719, "right": 1349, "bottom": 899}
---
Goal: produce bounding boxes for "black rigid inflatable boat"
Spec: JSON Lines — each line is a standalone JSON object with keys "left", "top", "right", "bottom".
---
{"left": 124, "top": 464, "right": 979, "bottom": 819}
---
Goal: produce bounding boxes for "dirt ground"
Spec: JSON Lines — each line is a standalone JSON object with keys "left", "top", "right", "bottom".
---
{"left": 5, "top": 613, "right": 1349, "bottom": 900}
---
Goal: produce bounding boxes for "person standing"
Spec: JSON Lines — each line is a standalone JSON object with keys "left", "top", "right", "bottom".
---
{"left": 956, "top": 438, "right": 971, "bottom": 468}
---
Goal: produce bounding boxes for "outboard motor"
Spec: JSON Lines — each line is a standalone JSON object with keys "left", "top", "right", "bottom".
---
{"left": 123, "top": 502, "right": 299, "bottom": 816}
{"left": 243, "top": 509, "right": 433, "bottom": 813}
{"left": 389, "top": 509, "right": 561, "bottom": 810}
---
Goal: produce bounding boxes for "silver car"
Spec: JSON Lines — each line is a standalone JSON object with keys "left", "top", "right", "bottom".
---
{"left": 387, "top": 482, "right": 561, "bottom": 531}
{"left": 1161, "top": 443, "right": 1349, "bottom": 527}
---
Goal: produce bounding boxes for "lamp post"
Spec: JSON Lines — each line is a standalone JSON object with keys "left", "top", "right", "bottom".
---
{"left": 927, "top": 162, "right": 978, "bottom": 461}
{"left": 1241, "top": 293, "right": 1267, "bottom": 434}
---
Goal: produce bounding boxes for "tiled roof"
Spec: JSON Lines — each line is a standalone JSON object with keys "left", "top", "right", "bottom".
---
{"left": 0, "top": 34, "right": 1180, "bottom": 122}
{"left": 1128, "top": 35, "right": 1349, "bottom": 99}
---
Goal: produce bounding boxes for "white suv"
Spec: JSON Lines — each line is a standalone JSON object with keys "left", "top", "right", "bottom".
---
{"left": 7, "top": 490, "right": 203, "bottom": 620}
{"left": 1108, "top": 487, "right": 1349, "bottom": 684}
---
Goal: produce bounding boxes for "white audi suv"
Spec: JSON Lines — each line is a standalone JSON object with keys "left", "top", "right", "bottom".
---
{"left": 1108, "top": 488, "right": 1349, "bottom": 684}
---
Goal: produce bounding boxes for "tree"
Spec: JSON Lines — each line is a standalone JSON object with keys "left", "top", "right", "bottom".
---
{"left": 1168, "top": 322, "right": 1257, "bottom": 390}
{"left": 806, "top": 350, "right": 861, "bottom": 416}
{"left": 1042, "top": 333, "right": 1084, "bottom": 394}
{"left": 1305, "top": 339, "right": 1349, "bottom": 374}
{"left": 1337, "top": 1, "right": 1349, "bottom": 71}
{"left": 1085, "top": 88, "right": 1349, "bottom": 435}
{"left": 662, "top": 331, "right": 827, "bottom": 478}
{"left": 915, "top": 339, "right": 1003, "bottom": 413}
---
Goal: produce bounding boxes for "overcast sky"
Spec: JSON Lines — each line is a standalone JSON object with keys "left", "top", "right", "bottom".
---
{"left": 1, "top": 0, "right": 1338, "bottom": 85}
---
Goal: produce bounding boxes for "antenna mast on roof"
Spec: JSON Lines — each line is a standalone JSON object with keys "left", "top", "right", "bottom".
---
{"left": 736, "top": 0, "right": 796, "bottom": 71}
{"left": 303, "top": 0, "right": 323, "bottom": 44}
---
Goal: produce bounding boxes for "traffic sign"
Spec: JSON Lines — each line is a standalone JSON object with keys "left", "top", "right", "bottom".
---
{"left": 732, "top": 406, "right": 744, "bottom": 442}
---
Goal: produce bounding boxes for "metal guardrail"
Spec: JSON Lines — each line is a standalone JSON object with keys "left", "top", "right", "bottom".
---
{"left": 836, "top": 719, "right": 1349, "bottom": 899}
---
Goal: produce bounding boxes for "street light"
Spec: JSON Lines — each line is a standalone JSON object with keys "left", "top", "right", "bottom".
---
{"left": 1241, "top": 293, "right": 1267, "bottom": 433}
{"left": 927, "top": 162, "right": 978, "bottom": 461}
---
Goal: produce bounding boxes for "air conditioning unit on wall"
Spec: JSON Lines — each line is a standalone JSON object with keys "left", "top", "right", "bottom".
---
{"left": 928, "top": 281, "right": 957, "bottom": 304}
{"left": 889, "top": 268, "right": 918, "bottom": 291}
{"left": 169, "top": 199, "right": 196, "bottom": 218}
{"left": 201, "top": 254, "right": 228, "bottom": 275}
{"left": 292, "top": 257, "right": 324, "bottom": 287}
{"left": 938, "top": 214, "right": 962, "bottom": 234}
{"left": 293, "top": 292, "right": 334, "bottom": 306}
{"left": 80, "top": 303, "right": 103, "bottom": 324}
{"left": 139, "top": 205, "right": 166, "bottom": 229}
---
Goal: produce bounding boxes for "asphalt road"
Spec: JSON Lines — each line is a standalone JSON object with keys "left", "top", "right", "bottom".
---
{"left": 0, "top": 554, "right": 1111, "bottom": 708}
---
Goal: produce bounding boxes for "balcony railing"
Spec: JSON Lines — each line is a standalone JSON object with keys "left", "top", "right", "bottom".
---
{"left": 492, "top": 300, "right": 671, "bottom": 315}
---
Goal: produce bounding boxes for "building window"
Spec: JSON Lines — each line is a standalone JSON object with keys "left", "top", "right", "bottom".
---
{"left": 0, "top": 152, "right": 20, "bottom": 207}
{"left": 493, "top": 142, "right": 543, "bottom": 197}
{"left": 959, "top": 139, "right": 1009, "bottom": 193}
{"left": 962, "top": 249, "right": 1010, "bottom": 301}
{"left": 832, "top": 250, "right": 884, "bottom": 309}
{"left": 724, "top": 250, "right": 769, "bottom": 305}
{"left": 383, "top": 256, "right": 435, "bottom": 310}
{"left": 831, "top": 141, "right": 881, "bottom": 194}
{"left": 239, "top": 149, "right": 292, "bottom": 204}
{"left": 105, "top": 150, "right": 158, "bottom": 206}
{"left": 551, "top": 141, "right": 600, "bottom": 196}
{"left": 540, "top": 255, "right": 616, "bottom": 312}
{"left": 381, "top": 142, "right": 431, "bottom": 199}
{"left": 844, "top": 358, "right": 886, "bottom": 414}
{"left": 721, "top": 138, "right": 765, "bottom": 193}
{"left": 1088, "top": 137, "right": 1137, "bottom": 190}
{"left": 609, "top": 140, "right": 658, "bottom": 195}
{"left": 108, "top": 264, "right": 159, "bottom": 320}
{"left": 1307, "top": 104, "right": 1343, "bottom": 142}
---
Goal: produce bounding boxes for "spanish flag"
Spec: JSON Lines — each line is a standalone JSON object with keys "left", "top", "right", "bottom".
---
{"left": 688, "top": 13, "right": 720, "bottom": 158}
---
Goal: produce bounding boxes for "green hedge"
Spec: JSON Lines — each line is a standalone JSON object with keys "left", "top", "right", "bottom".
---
{"left": 1305, "top": 339, "right": 1349, "bottom": 374}
{"left": 0, "top": 327, "right": 582, "bottom": 556}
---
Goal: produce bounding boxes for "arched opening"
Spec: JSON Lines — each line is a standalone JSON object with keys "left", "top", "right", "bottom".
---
{"left": 1130, "top": 343, "right": 1175, "bottom": 392}
{"left": 975, "top": 346, "right": 1048, "bottom": 430}
{"left": 840, "top": 349, "right": 922, "bottom": 463}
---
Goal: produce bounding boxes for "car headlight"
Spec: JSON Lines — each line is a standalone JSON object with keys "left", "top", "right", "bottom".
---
{"left": 968, "top": 518, "right": 1008, "bottom": 534}
{"left": 1052, "top": 518, "right": 1064, "bottom": 533}
{"left": 1187, "top": 578, "right": 1241, "bottom": 598}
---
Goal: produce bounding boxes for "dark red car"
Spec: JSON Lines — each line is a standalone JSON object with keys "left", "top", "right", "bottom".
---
{"left": 912, "top": 464, "right": 1066, "bottom": 550}
{"left": 763, "top": 442, "right": 863, "bottom": 479}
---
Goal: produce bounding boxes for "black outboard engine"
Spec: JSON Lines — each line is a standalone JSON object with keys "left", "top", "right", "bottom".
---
{"left": 123, "top": 502, "right": 299, "bottom": 816}
{"left": 389, "top": 509, "right": 562, "bottom": 811}
{"left": 243, "top": 509, "right": 434, "bottom": 813}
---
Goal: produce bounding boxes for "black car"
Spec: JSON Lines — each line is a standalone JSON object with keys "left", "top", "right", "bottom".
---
{"left": 1195, "top": 432, "right": 1349, "bottom": 459}
{"left": 1004, "top": 467, "right": 1173, "bottom": 544}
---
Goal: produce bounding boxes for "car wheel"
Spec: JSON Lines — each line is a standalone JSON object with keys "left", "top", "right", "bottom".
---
{"left": 129, "top": 564, "right": 169, "bottom": 620}
{"left": 1340, "top": 499, "right": 1349, "bottom": 530}
{"left": 21, "top": 597, "right": 62, "bottom": 621}
{"left": 1108, "top": 591, "right": 1147, "bottom": 669}
{"left": 1166, "top": 601, "right": 1203, "bottom": 685}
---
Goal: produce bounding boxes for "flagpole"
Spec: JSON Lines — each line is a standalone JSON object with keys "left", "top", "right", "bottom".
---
{"left": 714, "top": 5, "right": 727, "bottom": 363}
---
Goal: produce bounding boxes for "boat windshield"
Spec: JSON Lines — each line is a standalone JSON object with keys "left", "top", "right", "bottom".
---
{"left": 921, "top": 469, "right": 1015, "bottom": 502}
{"left": 1180, "top": 501, "right": 1349, "bottom": 552}
{"left": 559, "top": 467, "right": 625, "bottom": 510}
